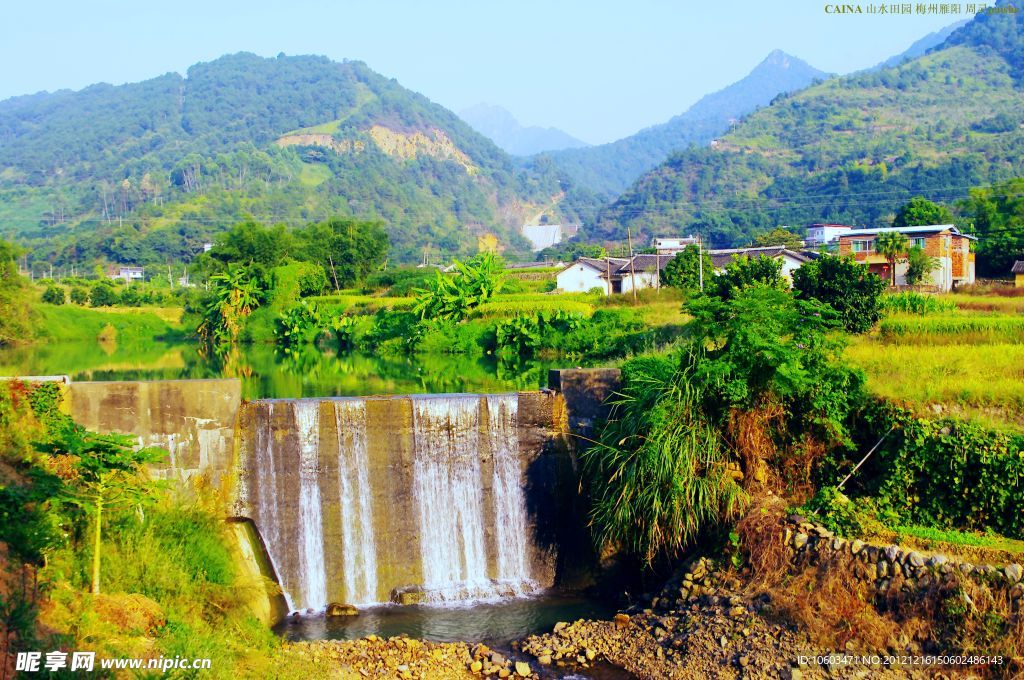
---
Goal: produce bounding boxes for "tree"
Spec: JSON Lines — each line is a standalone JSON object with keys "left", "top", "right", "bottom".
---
{"left": 751, "top": 228, "right": 804, "bottom": 249}
{"left": 874, "top": 232, "right": 909, "bottom": 286}
{"left": 297, "top": 218, "right": 389, "bottom": 290}
{"left": 793, "top": 254, "right": 887, "bottom": 333}
{"left": 0, "top": 240, "right": 35, "bottom": 346}
{"left": 44, "top": 426, "right": 165, "bottom": 594}
{"left": 41, "top": 286, "right": 66, "bottom": 305}
{"left": 89, "top": 282, "right": 118, "bottom": 307}
{"left": 960, "top": 179, "right": 1024, "bottom": 277}
{"left": 707, "top": 254, "right": 786, "bottom": 301}
{"left": 904, "top": 245, "right": 939, "bottom": 286}
{"left": 661, "top": 245, "right": 713, "bottom": 292}
{"left": 412, "top": 253, "right": 506, "bottom": 321}
{"left": 69, "top": 287, "right": 89, "bottom": 305}
{"left": 197, "top": 265, "right": 262, "bottom": 353}
{"left": 893, "top": 196, "right": 953, "bottom": 229}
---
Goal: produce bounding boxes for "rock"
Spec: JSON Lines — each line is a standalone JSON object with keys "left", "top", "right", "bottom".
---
{"left": 514, "top": 661, "right": 531, "bottom": 677}
{"left": 929, "top": 555, "right": 948, "bottom": 568}
{"left": 613, "top": 613, "right": 630, "bottom": 628}
{"left": 832, "top": 537, "right": 846, "bottom": 551}
{"left": 537, "top": 655, "right": 551, "bottom": 665}
{"left": 470, "top": 660, "right": 483, "bottom": 673}
{"left": 325, "top": 602, "right": 359, "bottom": 617}
{"left": 884, "top": 546, "right": 900, "bottom": 562}
{"left": 793, "top": 533, "right": 809, "bottom": 549}
{"left": 489, "top": 652, "right": 506, "bottom": 666}
{"left": 876, "top": 561, "right": 889, "bottom": 579}
{"left": 906, "top": 551, "right": 926, "bottom": 568}
{"left": 850, "top": 539, "right": 865, "bottom": 555}
{"left": 1004, "top": 563, "right": 1022, "bottom": 584}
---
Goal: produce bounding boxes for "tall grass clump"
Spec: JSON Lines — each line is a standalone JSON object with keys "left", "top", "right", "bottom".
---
{"left": 880, "top": 292, "right": 955, "bottom": 315}
{"left": 879, "top": 313, "right": 1024, "bottom": 344}
{"left": 582, "top": 356, "right": 746, "bottom": 564}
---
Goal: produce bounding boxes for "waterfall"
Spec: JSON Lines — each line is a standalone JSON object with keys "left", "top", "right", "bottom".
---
{"left": 487, "top": 394, "right": 536, "bottom": 595}
{"left": 334, "top": 399, "right": 378, "bottom": 605}
{"left": 294, "top": 401, "right": 327, "bottom": 611}
{"left": 411, "top": 396, "right": 492, "bottom": 601}
{"left": 252, "top": 402, "right": 291, "bottom": 610}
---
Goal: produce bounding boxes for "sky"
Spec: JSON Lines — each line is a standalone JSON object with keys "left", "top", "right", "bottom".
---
{"left": 2, "top": 0, "right": 966, "bottom": 145}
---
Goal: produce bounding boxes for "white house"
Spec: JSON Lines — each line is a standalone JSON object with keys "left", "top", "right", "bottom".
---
{"left": 805, "top": 224, "right": 852, "bottom": 247}
{"left": 111, "top": 266, "right": 144, "bottom": 283}
{"left": 651, "top": 236, "right": 699, "bottom": 255}
{"left": 555, "top": 255, "right": 675, "bottom": 295}
{"left": 709, "top": 247, "right": 813, "bottom": 283}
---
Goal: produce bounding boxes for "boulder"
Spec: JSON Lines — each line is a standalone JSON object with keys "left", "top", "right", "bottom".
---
{"left": 1004, "top": 563, "right": 1022, "bottom": 584}
{"left": 325, "top": 602, "right": 358, "bottom": 617}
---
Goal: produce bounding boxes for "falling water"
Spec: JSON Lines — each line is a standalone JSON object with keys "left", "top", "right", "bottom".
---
{"left": 252, "top": 402, "right": 291, "bottom": 610}
{"left": 411, "top": 396, "right": 492, "bottom": 601}
{"left": 294, "top": 401, "right": 327, "bottom": 611}
{"left": 334, "top": 399, "right": 378, "bottom": 604}
{"left": 487, "top": 394, "right": 537, "bottom": 595}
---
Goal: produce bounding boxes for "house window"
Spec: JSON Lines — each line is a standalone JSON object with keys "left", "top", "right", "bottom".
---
{"left": 851, "top": 239, "right": 873, "bottom": 253}
{"left": 911, "top": 237, "right": 926, "bottom": 249}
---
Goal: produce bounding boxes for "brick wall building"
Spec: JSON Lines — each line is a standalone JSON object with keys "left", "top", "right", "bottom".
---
{"left": 837, "top": 225, "right": 976, "bottom": 291}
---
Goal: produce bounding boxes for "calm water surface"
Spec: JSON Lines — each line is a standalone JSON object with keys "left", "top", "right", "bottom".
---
{"left": 0, "top": 340, "right": 590, "bottom": 399}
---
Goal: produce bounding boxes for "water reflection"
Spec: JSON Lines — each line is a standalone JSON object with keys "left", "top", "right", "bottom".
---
{"left": 0, "top": 340, "right": 585, "bottom": 399}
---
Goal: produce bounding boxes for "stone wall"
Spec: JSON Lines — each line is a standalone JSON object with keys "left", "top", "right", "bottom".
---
{"left": 67, "top": 379, "right": 242, "bottom": 496}
{"left": 782, "top": 516, "right": 1023, "bottom": 607}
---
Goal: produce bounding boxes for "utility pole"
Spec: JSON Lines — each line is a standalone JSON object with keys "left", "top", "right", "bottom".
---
{"left": 698, "top": 233, "right": 704, "bottom": 291}
{"left": 626, "top": 227, "right": 638, "bottom": 304}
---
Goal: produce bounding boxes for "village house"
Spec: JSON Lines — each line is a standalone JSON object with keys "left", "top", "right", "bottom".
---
{"left": 1013, "top": 260, "right": 1024, "bottom": 288}
{"left": 651, "top": 236, "right": 699, "bottom": 255}
{"left": 836, "top": 224, "right": 976, "bottom": 291}
{"left": 805, "top": 223, "right": 852, "bottom": 247}
{"left": 709, "top": 246, "right": 813, "bottom": 283}
{"left": 555, "top": 255, "right": 674, "bottom": 295}
{"left": 110, "top": 266, "right": 144, "bottom": 283}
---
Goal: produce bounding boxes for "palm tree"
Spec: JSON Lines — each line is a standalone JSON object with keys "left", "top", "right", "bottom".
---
{"left": 874, "top": 232, "right": 909, "bottom": 286}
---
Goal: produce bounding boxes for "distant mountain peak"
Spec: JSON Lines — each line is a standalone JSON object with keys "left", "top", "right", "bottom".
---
{"left": 458, "top": 103, "right": 588, "bottom": 156}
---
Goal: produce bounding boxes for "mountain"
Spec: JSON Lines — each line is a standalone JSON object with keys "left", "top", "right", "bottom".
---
{"left": 0, "top": 53, "right": 595, "bottom": 265}
{"left": 872, "top": 19, "right": 969, "bottom": 70}
{"left": 591, "top": 6, "right": 1024, "bottom": 251}
{"left": 536, "top": 50, "right": 830, "bottom": 197}
{"left": 458, "top": 103, "right": 588, "bottom": 156}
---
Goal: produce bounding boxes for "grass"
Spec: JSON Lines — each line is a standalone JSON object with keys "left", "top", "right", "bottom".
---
{"left": 890, "top": 525, "right": 1024, "bottom": 556}
{"left": 943, "top": 293, "right": 1024, "bottom": 314}
{"left": 468, "top": 299, "right": 595, "bottom": 319}
{"left": 878, "top": 312, "right": 1024, "bottom": 345}
{"left": 36, "top": 304, "right": 179, "bottom": 343}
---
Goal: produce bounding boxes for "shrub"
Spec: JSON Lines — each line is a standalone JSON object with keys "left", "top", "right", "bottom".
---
{"left": 707, "top": 254, "right": 786, "bottom": 301}
{"left": 41, "top": 286, "right": 66, "bottom": 305}
{"left": 273, "top": 300, "right": 323, "bottom": 353}
{"left": 793, "top": 253, "right": 887, "bottom": 333}
{"left": 118, "top": 285, "right": 141, "bottom": 307}
{"left": 661, "top": 245, "right": 713, "bottom": 292}
{"left": 69, "top": 287, "right": 89, "bottom": 305}
{"left": 88, "top": 282, "right": 118, "bottom": 307}
{"left": 905, "top": 245, "right": 939, "bottom": 286}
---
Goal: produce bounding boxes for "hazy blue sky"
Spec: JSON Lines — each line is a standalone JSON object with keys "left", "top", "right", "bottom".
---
{"left": 3, "top": 0, "right": 964, "bottom": 144}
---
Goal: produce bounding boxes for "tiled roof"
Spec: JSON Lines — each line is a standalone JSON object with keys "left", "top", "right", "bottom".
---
{"left": 614, "top": 254, "right": 675, "bottom": 274}
{"left": 841, "top": 224, "right": 977, "bottom": 240}
{"left": 708, "top": 247, "right": 811, "bottom": 269}
{"left": 1012, "top": 260, "right": 1024, "bottom": 274}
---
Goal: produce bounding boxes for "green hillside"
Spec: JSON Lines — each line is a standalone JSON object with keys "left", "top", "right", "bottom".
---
{"left": 593, "top": 7, "right": 1024, "bottom": 255}
{"left": 0, "top": 53, "right": 594, "bottom": 264}
{"left": 537, "top": 50, "right": 829, "bottom": 198}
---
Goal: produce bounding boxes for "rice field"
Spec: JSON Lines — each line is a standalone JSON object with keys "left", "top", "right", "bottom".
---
{"left": 847, "top": 297, "right": 1024, "bottom": 431}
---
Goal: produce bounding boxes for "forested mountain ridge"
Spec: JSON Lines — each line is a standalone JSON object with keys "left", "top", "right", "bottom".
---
{"left": 0, "top": 53, "right": 593, "bottom": 265}
{"left": 592, "top": 6, "right": 1024, "bottom": 249}
{"left": 535, "top": 50, "right": 829, "bottom": 198}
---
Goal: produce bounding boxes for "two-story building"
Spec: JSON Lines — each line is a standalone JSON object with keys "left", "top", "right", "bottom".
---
{"left": 805, "top": 224, "right": 852, "bottom": 248}
{"left": 837, "top": 225, "right": 976, "bottom": 291}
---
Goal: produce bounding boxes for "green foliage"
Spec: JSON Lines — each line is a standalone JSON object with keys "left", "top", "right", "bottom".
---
{"left": 362, "top": 267, "right": 436, "bottom": 296}
{"left": 875, "top": 232, "right": 910, "bottom": 286}
{"left": 879, "top": 313, "right": 1024, "bottom": 343}
{"left": 660, "top": 245, "right": 713, "bottom": 292}
{"left": 751, "top": 228, "right": 805, "bottom": 249}
{"left": 904, "top": 244, "right": 940, "bottom": 286}
{"left": 297, "top": 218, "right": 389, "bottom": 289}
{"left": 196, "top": 265, "right": 261, "bottom": 354}
{"left": 41, "top": 285, "right": 66, "bottom": 305}
{"left": 88, "top": 281, "right": 118, "bottom": 307}
{"left": 582, "top": 356, "right": 747, "bottom": 564}
{"left": 469, "top": 298, "right": 594, "bottom": 319}
{"left": 793, "top": 253, "right": 887, "bottom": 333}
{"left": 363, "top": 310, "right": 422, "bottom": 355}
{"left": 959, "top": 178, "right": 1024, "bottom": 277}
{"left": 0, "top": 240, "right": 36, "bottom": 346}
{"left": 830, "top": 402, "right": 1024, "bottom": 539}
{"left": 492, "top": 311, "right": 585, "bottom": 359}
{"left": 799, "top": 487, "right": 886, "bottom": 537}
{"left": 330, "top": 315, "right": 359, "bottom": 352}
{"left": 706, "top": 254, "right": 785, "bottom": 301}
{"left": 273, "top": 300, "right": 324, "bottom": 353}
{"left": 892, "top": 196, "right": 954, "bottom": 228}
{"left": 69, "top": 287, "right": 89, "bottom": 305}
{"left": 878, "top": 291, "right": 956, "bottom": 315}
{"left": 412, "top": 253, "right": 506, "bottom": 321}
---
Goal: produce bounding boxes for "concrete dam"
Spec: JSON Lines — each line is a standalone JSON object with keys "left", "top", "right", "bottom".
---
{"left": 63, "top": 370, "right": 619, "bottom": 617}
